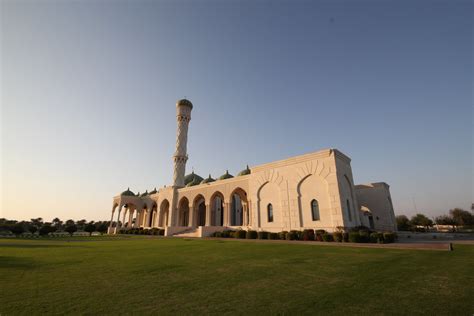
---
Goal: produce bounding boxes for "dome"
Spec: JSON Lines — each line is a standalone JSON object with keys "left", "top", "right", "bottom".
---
{"left": 201, "top": 174, "right": 215, "bottom": 184}
{"left": 186, "top": 177, "right": 201, "bottom": 187}
{"left": 218, "top": 170, "right": 234, "bottom": 180}
{"left": 149, "top": 187, "right": 158, "bottom": 195}
{"left": 140, "top": 190, "right": 149, "bottom": 197}
{"left": 237, "top": 165, "right": 251, "bottom": 176}
{"left": 121, "top": 188, "right": 135, "bottom": 196}
{"left": 176, "top": 99, "right": 193, "bottom": 109}
{"left": 184, "top": 171, "right": 203, "bottom": 185}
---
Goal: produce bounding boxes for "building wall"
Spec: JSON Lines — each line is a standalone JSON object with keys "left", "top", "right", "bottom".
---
{"left": 355, "top": 183, "right": 397, "bottom": 231}
{"left": 110, "top": 148, "right": 396, "bottom": 234}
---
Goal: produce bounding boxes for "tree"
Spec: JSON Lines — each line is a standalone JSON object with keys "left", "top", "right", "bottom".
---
{"left": 76, "top": 219, "right": 87, "bottom": 230}
{"left": 450, "top": 208, "right": 474, "bottom": 227}
{"left": 27, "top": 225, "right": 38, "bottom": 235}
{"left": 52, "top": 217, "right": 63, "bottom": 229}
{"left": 410, "top": 213, "right": 433, "bottom": 230}
{"left": 64, "top": 224, "right": 77, "bottom": 236}
{"left": 435, "top": 215, "right": 456, "bottom": 231}
{"left": 11, "top": 223, "right": 25, "bottom": 236}
{"left": 84, "top": 223, "right": 96, "bottom": 236}
{"left": 96, "top": 223, "right": 108, "bottom": 235}
{"left": 39, "top": 224, "right": 56, "bottom": 236}
{"left": 65, "top": 219, "right": 75, "bottom": 226}
{"left": 396, "top": 215, "right": 411, "bottom": 231}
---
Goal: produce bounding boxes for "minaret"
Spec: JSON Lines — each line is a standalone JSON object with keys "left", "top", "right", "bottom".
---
{"left": 172, "top": 99, "right": 193, "bottom": 187}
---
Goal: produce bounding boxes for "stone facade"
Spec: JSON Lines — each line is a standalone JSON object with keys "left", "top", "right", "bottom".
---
{"left": 108, "top": 99, "right": 396, "bottom": 236}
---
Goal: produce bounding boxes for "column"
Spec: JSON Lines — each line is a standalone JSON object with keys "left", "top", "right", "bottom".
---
{"left": 205, "top": 204, "right": 211, "bottom": 226}
{"left": 242, "top": 202, "right": 248, "bottom": 226}
{"left": 116, "top": 205, "right": 122, "bottom": 228}
{"left": 122, "top": 209, "right": 127, "bottom": 228}
{"left": 188, "top": 205, "right": 195, "bottom": 227}
{"left": 223, "top": 202, "right": 230, "bottom": 226}
{"left": 109, "top": 209, "right": 115, "bottom": 228}
{"left": 128, "top": 209, "right": 133, "bottom": 228}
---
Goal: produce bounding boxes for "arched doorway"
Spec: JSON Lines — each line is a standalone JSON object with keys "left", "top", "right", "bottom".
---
{"left": 148, "top": 203, "right": 157, "bottom": 228}
{"left": 193, "top": 195, "right": 206, "bottom": 227}
{"left": 178, "top": 197, "right": 190, "bottom": 226}
{"left": 230, "top": 188, "right": 248, "bottom": 226}
{"left": 210, "top": 192, "right": 224, "bottom": 226}
{"left": 159, "top": 200, "right": 170, "bottom": 227}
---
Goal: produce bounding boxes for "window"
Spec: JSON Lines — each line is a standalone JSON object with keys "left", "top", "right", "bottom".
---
{"left": 311, "top": 199, "right": 320, "bottom": 221}
{"left": 346, "top": 199, "right": 352, "bottom": 221}
{"left": 267, "top": 204, "right": 273, "bottom": 222}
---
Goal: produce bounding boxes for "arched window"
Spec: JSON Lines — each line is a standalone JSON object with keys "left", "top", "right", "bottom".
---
{"left": 311, "top": 199, "right": 320, "bottom": 221}
{"left": 346, "top": 199, "right": 352, "bottom": 221}
{"left": 267, "top": 204, "right": 273, "bottom": 222}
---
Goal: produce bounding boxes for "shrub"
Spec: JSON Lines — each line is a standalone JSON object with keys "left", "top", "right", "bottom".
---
{"left": 370, "top": 232, "right": 384, "bottom": 243}
{"left": 257, "top": 231, "right": 269, "bottom": 239}
{"left": 246, "top": 230, "right": 258, "bottom": 239}
{"left": 235, "top": 230, "right": 246, "bottom": 239}
{"left": 302, "top": 229, "right": 315, "bottom": 241}
{"left": 158, "top": 229, "right": 165, "bottom": 236}
{"left": 342, "top": 232, "right": 349, "bottom": 242}
{"left": 286, "top": 230, "right": 299, "bottom": 241}
{"left": 332, "top": 232, "right": 343, "bottom": 242}
{"left": 359, "top": 230, "right": 370, "bottom": 243}
{"left": 268, "top": 232, "right": 279, "bottom": 240}
{"left": 278, "top": 231, "right": 288, "bottom": 240}
{"left": 315, "top": 229, "right": 326, "bottom": 242}
{"left": 322, "top": 233, "right": 333, "bottom": 242}
{"left": 349, "top": 232, "right": 361, "bottom": 243}
{"left": 214, "top": 231, "right": 222, "bottom": 238}
{"left": 221, "top": 230, "right": 233, "bottom": 238}
{"left": 383, "top": 232, "right": 397, "bottom": 243}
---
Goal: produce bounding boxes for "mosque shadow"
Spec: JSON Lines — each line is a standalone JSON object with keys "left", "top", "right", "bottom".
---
{"left": 0, "top": 243, "right": 70, "bottom": 249}
{"left": 0, "top": 256, "right": 38, "bottom": 269}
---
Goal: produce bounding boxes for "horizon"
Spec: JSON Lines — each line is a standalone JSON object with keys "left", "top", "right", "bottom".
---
{"left": 1, "top": 0, "right": 473, "bottom": 222}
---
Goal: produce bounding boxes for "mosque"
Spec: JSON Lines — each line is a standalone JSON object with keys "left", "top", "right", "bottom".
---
{"left": 108, "top": 99, "right": 396, "bottom": 237}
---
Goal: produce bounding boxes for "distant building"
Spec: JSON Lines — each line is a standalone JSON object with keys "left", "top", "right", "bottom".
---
{"left": 108, "top": 99, "right": 396, "bottom": 237}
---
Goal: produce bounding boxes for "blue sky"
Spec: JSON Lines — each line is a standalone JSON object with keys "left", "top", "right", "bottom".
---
{"left": 1, "top": 0, "right": 472, "bottom": 221}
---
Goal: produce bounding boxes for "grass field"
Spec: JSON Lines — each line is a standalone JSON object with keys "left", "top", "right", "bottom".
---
{"left": 1, "top": 237, "right": 473, "bottom": 315}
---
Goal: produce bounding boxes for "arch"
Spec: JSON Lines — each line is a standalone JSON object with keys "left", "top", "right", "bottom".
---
{"left": 148, "top": 203, "right": 157, "bottom": 228}
{"left": 297, "top": 173, "right": 331, "bottom": 228}
{"left": 193, "top": 194, "right": 206, "bottom": 227}
{"left": 257, "top": 181, "right": 281, "bottom": 228}
{"left": 210, "top": 191, "right": 224, "bottom": 226}
{"left": 343, "top": 175, "right": 356, "bottom": 224}
{"left": 159, "top": 199, "right": 170, "bottom": 227}
{"left": 229, "top": 187, "right": 248, "bottom": 226}
{"left": 178, "top": 197, "right": 190, "bottom": 227}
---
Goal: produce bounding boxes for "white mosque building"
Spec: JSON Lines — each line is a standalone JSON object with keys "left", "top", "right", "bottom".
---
{"left": 108, "top": 99, "right": 396, "bottom": 237}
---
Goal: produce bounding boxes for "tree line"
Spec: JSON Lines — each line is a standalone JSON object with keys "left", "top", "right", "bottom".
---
{"left": 0, "top": 217, "right": 110, "bottom": 236}
{"left": 396, "top": 208, "right": 474, "bottom": 232}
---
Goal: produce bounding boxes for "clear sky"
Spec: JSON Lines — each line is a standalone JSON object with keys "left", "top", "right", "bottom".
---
{"left": 1, "top": 0, "right": 472, "bottom": 222}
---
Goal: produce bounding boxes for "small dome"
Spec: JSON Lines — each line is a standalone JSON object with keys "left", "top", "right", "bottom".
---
{"left": 237, "top": 165, "right": 251, "bottom": 176}
{"left": 184, "top": 171, "right": 203, "bottom": 185}
{"left": 201, "top": 174, "right": 215, "bottom": 184}
{"left": 186, "top": 177, "right": 201, "bottom": 187}
{"left": 121, "top": 188, "right": 135, "bottom": 196}
{"left": 218, "top": 170, "right": 234, "bottom": 180}
{"left": 176, "top": 99, "right": 193, "bottom": 109}
{"left": 149, "top": 187, "right": 157, "bottom": 194}
{"left": 140, "top": 190, "right": 149, "bottom": 197}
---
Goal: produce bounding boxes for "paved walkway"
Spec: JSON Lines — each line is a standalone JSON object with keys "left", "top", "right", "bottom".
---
{"left": 200, "top": 237, "right": 473, "bottom": 251}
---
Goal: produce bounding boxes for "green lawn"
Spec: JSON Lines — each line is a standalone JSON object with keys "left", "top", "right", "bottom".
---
{"left": 1, "top": 237, "right": 473, "bottom": 315}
